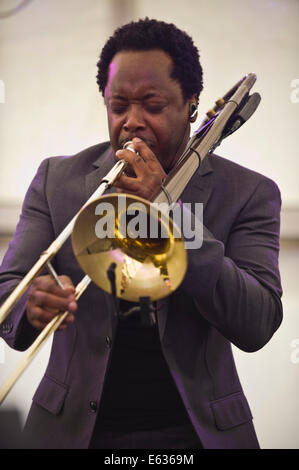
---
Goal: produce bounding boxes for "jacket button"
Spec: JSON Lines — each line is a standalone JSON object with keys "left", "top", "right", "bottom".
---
{"left": 1, "top": 323, "right": 13, "bottom": 334}
{"left": 105, "top": 336, "right": 112, "bottom": 347}
{"left": 89, "top": 401, "right": 98, "bottom": 412}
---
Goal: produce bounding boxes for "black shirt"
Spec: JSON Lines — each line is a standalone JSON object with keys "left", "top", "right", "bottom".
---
{"left": 94, "top": 300, "right": 190, "bottom": 432}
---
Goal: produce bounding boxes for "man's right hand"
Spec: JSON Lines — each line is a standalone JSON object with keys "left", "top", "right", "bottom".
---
{"left": 26, "top": 275, "right": 77, "bottom": 331}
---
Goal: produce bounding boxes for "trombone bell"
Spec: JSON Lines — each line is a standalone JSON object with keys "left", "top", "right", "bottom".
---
{"left": 71, "top": 193, "right": 187, "bottom": 302}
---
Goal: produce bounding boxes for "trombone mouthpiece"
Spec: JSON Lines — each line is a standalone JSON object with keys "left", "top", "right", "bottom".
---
{"left": 123, "top": 141, "right": 135, "bottom": 153}
{"left": 122, "top": 141, "right": 138, "bottom": 177}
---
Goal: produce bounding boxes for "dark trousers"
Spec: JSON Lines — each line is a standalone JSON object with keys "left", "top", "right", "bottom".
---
{"left": 89, "top": 423, "right": 203, "bottom": 449}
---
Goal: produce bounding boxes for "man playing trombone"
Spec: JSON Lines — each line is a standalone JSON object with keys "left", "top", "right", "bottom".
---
{"left": 0, "top": 18, "right": 282, "bottom": 449}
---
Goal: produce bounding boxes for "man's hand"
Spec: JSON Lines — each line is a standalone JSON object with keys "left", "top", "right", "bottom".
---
{"left": 114, "top": 137, "right": 166, "bottom": 200}
{"left": 26, "top": 275, "right": 77, "bottom": 331}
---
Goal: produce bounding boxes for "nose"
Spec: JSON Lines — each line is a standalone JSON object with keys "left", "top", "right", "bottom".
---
{"left": 123, "top": 104, "right": 146, "bottom": 133}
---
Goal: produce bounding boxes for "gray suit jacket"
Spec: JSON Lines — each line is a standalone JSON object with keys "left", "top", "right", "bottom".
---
{"left": 0, "top": 142, "right": 283, "bottom": 449}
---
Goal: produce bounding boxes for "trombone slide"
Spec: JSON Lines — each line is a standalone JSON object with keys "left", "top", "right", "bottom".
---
{"left": 0, "top": 275, "right": 91, "bottom": 405}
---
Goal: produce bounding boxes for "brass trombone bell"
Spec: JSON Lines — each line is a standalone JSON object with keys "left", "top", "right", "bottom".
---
{"left": 71, "top": 193, "right": 187, "bottom": 302}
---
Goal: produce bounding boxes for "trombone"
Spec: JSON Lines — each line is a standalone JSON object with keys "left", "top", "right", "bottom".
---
{"left": 0, "top": 73, "right": 261, "bottom": 403}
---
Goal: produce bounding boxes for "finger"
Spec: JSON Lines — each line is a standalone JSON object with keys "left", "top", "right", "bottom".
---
{"left": 62, "top": 313, "right": 75, "bottom": 325}
{"left": 29, "top": 315, "right": 74, "bottom": 332}
{"left": 28, "top": 289, "right": 77, "bottom": 313}
{"left": 131, "top": 138, "right": 165, "bottom": 177}
{"left": 115, "top": 186, "right": 142, "bottom": 197}
{"left": 58, "top": 313, "right": 75, "bottom": 330}
{"left": 115, "top": 148, "right": 148, "bottom": 179}
{"left": 27, "top": 305, "right": 75, "bottom": 331}
{"left": 26, "top": 305, "right": 58, "bottom": 331}
{"left": 114, "top": 174, "right": 143, "bottom": 193}
{"left": 58, "top": 275, "right": 76, "bottom": 290}
{"left": 32, "top": 275, "right": 75, "bottom": 298}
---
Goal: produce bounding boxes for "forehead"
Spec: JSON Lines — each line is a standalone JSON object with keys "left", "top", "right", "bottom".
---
{"left": 104, "top": 49, "right": 183, "bottom": 100}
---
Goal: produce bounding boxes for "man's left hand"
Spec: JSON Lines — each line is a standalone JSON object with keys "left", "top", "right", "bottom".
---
{"left": 114, "top": 137, "right": 166, "bottom": 201}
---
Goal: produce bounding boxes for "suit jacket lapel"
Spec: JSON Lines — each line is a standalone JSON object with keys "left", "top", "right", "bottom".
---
{"left": 85, "top": 145, "right": 118, "bottom": 200}
{"left": 180, "top": 153, "right": 214, "bottom": 207}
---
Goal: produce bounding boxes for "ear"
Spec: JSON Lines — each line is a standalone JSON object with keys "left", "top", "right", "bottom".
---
{"left": 189, "top": 103, "right": 198, "bottom": 121}
{"left": 189, "top": 94, "right": 199, "bottom": 122}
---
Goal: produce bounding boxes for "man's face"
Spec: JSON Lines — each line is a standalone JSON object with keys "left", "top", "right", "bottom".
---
{"left": 104, "top": 49, "right": 194, "bottom": 170}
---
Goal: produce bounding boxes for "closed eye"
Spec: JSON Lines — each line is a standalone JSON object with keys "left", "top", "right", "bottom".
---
{"left": 145, "top": 104, "right": 165, "bottom": 114}
{"left": 111, "top": 105, "right": 127, "bottom": 115}
{"left": 110, "top": 100, "right": 167, "bottom": 115}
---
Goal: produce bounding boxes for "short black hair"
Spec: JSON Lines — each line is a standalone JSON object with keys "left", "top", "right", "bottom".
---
{"left": 96, "top": 18, "right": 203, "bottom": 103}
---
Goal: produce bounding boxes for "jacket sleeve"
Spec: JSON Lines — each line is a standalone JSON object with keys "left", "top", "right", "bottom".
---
{"left": 0, "top": 158, "right": 54, "bottom": 351}
{"left": 180, "top": 176, "right": 283, "bottom": 352}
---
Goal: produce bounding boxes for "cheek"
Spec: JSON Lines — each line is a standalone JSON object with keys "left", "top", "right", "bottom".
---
{"left": 107, "top": 115, "right": 122, "bottom": 145}
{"left": 156, "top": 114, "right": 188, "bottom": 148}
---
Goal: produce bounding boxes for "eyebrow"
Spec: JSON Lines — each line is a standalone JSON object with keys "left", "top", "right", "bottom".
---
{"left": 110, "top": 92, "right": 162, "bottom": 101}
